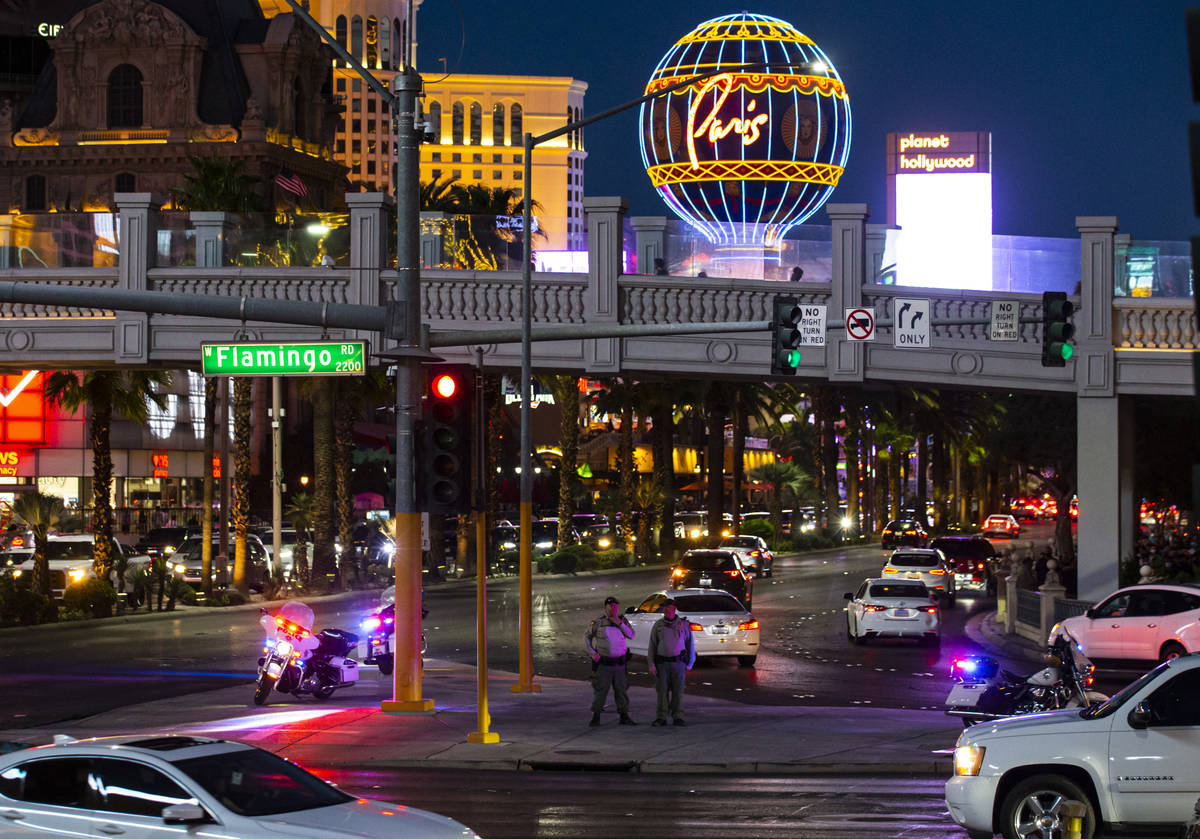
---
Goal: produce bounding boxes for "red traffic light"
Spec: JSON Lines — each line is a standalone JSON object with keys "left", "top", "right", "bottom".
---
{"left": 432, "top": 373, "right": 458, "bottom": 399}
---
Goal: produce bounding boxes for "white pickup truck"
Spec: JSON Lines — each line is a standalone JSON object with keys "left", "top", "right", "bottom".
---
{"left": 946, "top": 654, "right": 1200, "bottom": 838}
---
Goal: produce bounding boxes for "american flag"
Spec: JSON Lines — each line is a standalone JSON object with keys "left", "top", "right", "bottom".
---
{"left": 274, "top": 167, "right": 308, "bottom": 198}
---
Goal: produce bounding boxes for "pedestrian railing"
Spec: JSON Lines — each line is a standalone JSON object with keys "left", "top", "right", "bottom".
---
{"left": 1054, "top": 596, "right": 1094, "bottom": 624}
{"left": 1016, "top": 588, "right": 1041, "bottom": 630}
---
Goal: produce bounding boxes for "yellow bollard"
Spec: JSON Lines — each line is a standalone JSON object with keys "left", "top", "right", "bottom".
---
{"left": 1061, "top": 800, "right": 1086, "bottom": 839}
{"left": 468, "top": 512, "right": 499, "bottom": 743}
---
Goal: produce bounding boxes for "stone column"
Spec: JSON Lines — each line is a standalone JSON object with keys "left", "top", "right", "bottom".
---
{"left": 190, "top": 211, "right": 229, "bottom": 269}
{"left": 346, "top": 193, "right": 392, "bottom": 344}
{"left": 1073, "top": 217, "right": 1127, "bottom": 603}
{"left": 114, "top": 192, "right": 154, "bottom": 363}
{"left": 582, "top": 196, "right": 628, "bottom": 373}
{"left": 865, "top": 223, "right": 893, "bottom": 285}
{"left": 826, "top": 203, "right": 869, "bottom": 382}
{"left": 630, "top": 216, "right": 667, "bottom": 275}
{"left": 419, "top": 210, "right": 447, "bottom": 269}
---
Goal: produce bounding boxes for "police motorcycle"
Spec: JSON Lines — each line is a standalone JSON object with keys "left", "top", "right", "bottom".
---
{"left": 944, "top": 628, "right": 1107, "bottom": 726}
{"left": 361, "top": 588, "right": 426, "bottom": 677}
{"left": 254, "top": 601, "right": 360, "bottom": 706}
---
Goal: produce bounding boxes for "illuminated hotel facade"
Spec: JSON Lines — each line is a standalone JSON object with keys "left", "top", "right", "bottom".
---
{"left": 420, "top": 73, "right": 588, "bottom": 251}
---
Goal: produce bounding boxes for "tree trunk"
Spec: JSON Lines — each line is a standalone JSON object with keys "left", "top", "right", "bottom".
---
{"left": 553, "top": 376, "right": 580, "bottom": 550}
{"left": 731, "top": 389, "right": 746, "bottom": 531}
{"left": 651, "top": 397, "right": 675, "bottom": 557}
{"left": 915, "top": 432, "right": 929, "bottom": 530}
{"left": 843, "top": 395, "right": 861, "bottom": 534}
{"left": 704, "top": 383, "right": 726, "bottom": 546}
{"left": 311, "top": 379, "right": 336, "bottom": 580}
{"left": 90, "top": 397, "right": 114, "bottom": 582}
{"left": 619, "top": 385, "right": 636, "bottom": 554}
{"left": 889, "top": 447, "right": 902, "bottom": 522}
{"left": 820, "top": 390, "right": 840, "bottom": 531}
{"left": 232, "top": 378, "right": 251, "bottom": 593}
{"left": 201, "top": 376, "right": 216, "bottom": 596}
{"left": 334, "top": 383, "right": 356, "bottom": 586}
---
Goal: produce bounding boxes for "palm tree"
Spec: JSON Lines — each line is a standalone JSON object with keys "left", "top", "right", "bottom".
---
{"left": 549, "top": 375, "right": 581, "bottom": 549}
{"left": 333, "top": 372, "right": 391, "bottom": 583}
{"left": 231, "top": 378, "right": 252, "bottom": 593}
{"left": 45, "top": 370, "right": 171, "bottom": 581}
{"left": 703, "top": 381, "right": 730, "bottom": 546}
{"left": 749, "top": 460, "right": 809, "bottom": 542}
{"left": 200, "top": 376, "right": 218, "bottom": 596}
{"left": 13, "top": 491, "right": 64, "bottom": 600}
{"left": 420, "top": 175, "right": 463, "bottom": 211}
{"left": 285, "top": 492, "right": 316, "bottom": 587}
{"left": 310, "top": 379, "right": 336, "bottom": 582}
{"left": 170, "top": 153, "right": 261, "bottom": 212}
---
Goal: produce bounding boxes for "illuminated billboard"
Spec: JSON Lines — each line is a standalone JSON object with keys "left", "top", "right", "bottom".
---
{"left": 886, "top": 131, "right": 992, "bottom": 290}
{"left": 639, "top": 13, "right": 851, "bottom": 269}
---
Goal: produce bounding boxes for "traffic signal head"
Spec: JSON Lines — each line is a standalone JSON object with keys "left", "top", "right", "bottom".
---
{"left": 416, "top": 365, "right": 474, "bottom": 513}
{"left": 1041, "top": 291, "right": 1075, "bottom": 367}
{"left": 772, "top": 295, "right": 803, "bottom": 376}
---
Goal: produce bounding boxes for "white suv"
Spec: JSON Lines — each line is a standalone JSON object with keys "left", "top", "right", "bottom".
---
{"left": 946, "top": 654, "right": 1200, "bottom": 838}
{"left": 1049, "top": 583, "right": 1200, "bottom": 664}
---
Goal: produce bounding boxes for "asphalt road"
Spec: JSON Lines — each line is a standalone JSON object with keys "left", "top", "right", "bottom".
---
{"left": 2, "top": 525, "right": 1100, "bottom": 729}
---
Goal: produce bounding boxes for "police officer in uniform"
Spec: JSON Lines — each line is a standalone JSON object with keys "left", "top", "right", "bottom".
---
{"left": 584, "top": 595, "right": 637, "bottom": 726}
{"left": 648, "top": 598, "right": 696, "bottom": 726}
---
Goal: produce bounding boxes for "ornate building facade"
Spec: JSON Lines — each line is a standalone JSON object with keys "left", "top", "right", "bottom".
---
{"left": 0, "top": 0, "right": 346, "bottom": 213}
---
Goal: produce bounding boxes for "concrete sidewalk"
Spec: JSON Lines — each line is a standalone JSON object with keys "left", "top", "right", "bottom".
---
{"left": 0, "top": 657, "right": 963, "bottom": 775}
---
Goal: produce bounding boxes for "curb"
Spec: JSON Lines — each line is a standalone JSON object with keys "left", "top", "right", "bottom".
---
{"left": 297, "top": 757, "right": 954, "bottom": 776}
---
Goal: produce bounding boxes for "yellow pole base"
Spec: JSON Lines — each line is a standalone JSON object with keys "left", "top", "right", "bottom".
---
{"left": 510, "top": 682, "right": 542, "bottom": 693}
{"left": 467, "top": 730, "right": 500, "bottom": 744}
{"left": 380, "top": 699, "right": 436, "bottom": 714}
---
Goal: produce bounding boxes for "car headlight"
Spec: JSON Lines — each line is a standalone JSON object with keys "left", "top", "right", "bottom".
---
{"left": 840, "top": 516, "right": 852, "bottom": 530}
{"left": 164, "top": 545, "right": 175, "bottom": 554}
{"left": 68, "top": 568, "right": 86, "bottom": 582}
{"left": 174, "top": 564, "right": 187, "bottom": 574}
{"left": 954, "top": 745, "right": 986, "bottom": 776}
{"left": 501, "top": 541, "right": 516, "bottom": 550}
{"left": 535, "top": 541, "right": 553, "bottom": 549}
{"left": 12, "top": 568, "right": 21, "bottom": 578}
{"left": 597, "top": 538, "right": 611, "bottom": 549}
{"left": 689, "top": 529, "right": 701, "bottom": 539}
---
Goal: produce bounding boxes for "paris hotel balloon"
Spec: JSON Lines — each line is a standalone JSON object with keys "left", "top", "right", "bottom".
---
{"left": 638, "top": 13, "right": 852, "bottom": 273}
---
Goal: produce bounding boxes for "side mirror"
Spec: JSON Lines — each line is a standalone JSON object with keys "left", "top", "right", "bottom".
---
{"left": 624, "top": 606, "right": 636, "bottom": 614}
{"left": 1085, "top": 607, "right": 1096, "bottom": 619}
{"left": 843, "top": 592, "right": 853, "bottom": 600}
{"left": 1127, "top": 700, "right": 1153, "bottom": 730}
{"left": 162, "top": 804, "right": 208, "bottom": 825}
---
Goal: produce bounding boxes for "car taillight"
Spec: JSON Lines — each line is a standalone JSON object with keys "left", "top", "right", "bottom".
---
{"left": 863, "top": 604, "right": 887, "bottom": 612}
{"left": 917, "top": 605, "right": 937, "bottom": 613}
{"left": 727, "top": 569, "right": 740, "bottom": 577}
{"left": 738, "top": 620, "right": 759, "bottom": 630}
{"left": 749, "top": 550, "right": 761, "bottom": 557}
{"left": 903, "top": 529, "right": 915, "bottom": 535}
{"left": 671, "top": 568, "right": 684, "bottom": 577}
{"left": 928, "top": 567, "right": 946, "bottom": 575}
{"left": 688, "top": 622, "right": 703, "bottom": 631}
{"left": 882, "top": 567, "right": 897, "bottom": 574}
{"left": 977, "top": 562, "right": 986, "bottom": 570}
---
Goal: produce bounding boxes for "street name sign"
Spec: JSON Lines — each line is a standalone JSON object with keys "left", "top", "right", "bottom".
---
{"left": 201, "top": 340, "right": 367, "bottom": 377}
{"left": 989, "top": 300, "right": 1020, "bottom": 341}
{"left": 844, "top": 307, "right": 876, "bottom": 341}
{"left": 893, "top": 298, "right": 930, "bottom": 349}
{"left": 797, "top": 305, "right": 827, "bottom": 346}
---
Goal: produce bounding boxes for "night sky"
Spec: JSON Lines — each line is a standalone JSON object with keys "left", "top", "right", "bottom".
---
{"left": 416, "top": 0, "right": 1195, "bottom": 242}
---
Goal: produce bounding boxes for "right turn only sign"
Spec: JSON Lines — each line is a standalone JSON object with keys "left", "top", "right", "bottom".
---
{"left": 893, "top": 298, "right": 930, "bottom": 348}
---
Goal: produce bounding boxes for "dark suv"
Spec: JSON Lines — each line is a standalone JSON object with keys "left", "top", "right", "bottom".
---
{"left": 135, "top": 526, "right": 201, "bottom": 561}
{"left": 881, "top": 519, "right": 928, "bottom": 550}
{"left": 669, "top": 549, "right": 752, "bottom": 608}
{"left": 930, "top": 535, "right": 998, "bottom": 594}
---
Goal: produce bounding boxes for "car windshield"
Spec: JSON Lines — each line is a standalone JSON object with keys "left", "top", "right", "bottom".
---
{"left": 682, "top": 554, "right": 735, "bottom": 571}
{"left": 721, "top": 537, "right": 759, "bottom": 548}
{"left": 673, "top": 593, "right": 745, "bottom": 613}
{"left": 143, "top": 528, "right": 190, "bottom": 544}
{"left": 931, "top": 539, "right": 990, "bottom": 559}
{"left": 1080, "top": 661, "right": 1170, "bottom": 719}
{"left": 44, "top": 541, "right": 95, "bottom": 560}
{"left": 890, "top": 554, "right": 939, "bottom": 568}
{"left": 868, "top": 583, "right": 929, "bottom": 599}
{"left": 889, "top": 521, "right": 919, "bottom": 530}
{"left": 532, "top": 523, "right": 558, "bottom": 539}
{"left": 173, "top": 748, "right": 352, "bottom": 817}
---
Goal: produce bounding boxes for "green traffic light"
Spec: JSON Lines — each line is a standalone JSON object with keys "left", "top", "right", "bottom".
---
{"left": 1060, "top": 343, "right": 1074, "bottom": 361}
{"left": 779, "top": 348, "right": 801, "bottom": 368}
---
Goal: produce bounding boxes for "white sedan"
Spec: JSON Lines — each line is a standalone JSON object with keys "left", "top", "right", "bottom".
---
{"left": 844, "top": 577, "right": 941, "bottom": 647}
{"left": 0, "top": 735, "right": 479, "bottom": 838}
{"left": 624, "top": 588, "right": 760, "bottom": 667}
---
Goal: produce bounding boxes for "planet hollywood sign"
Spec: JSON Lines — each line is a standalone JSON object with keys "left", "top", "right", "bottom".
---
{"left": 887, "top": 132, "right": 991, "bottom": 176}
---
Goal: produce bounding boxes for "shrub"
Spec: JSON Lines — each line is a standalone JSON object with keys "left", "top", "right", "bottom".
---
{"left": 739, "top": 519, "right": 774, "bottom": 539}
{"left": 535, "top": 556, "right": 553, "bottom": 574}
{"left": 0, "top": 576, "right": 54, "bottom": 625}
{"left": 791, "top": 532, "right": 835, "bottom": 552}
{"left": 221, "top": 590, "right": 247, "bottom": 607}
{"left": 549, "top": 544, "right": 597, "bottom": 574}
{"left": 61, "top": 577, "right": 117, "bottom": 619}
{"left": 595, "top": 549, "right": 633, "bottom": 570}
{"left": 171, "top": 579, "right": 198, "bottom": 606}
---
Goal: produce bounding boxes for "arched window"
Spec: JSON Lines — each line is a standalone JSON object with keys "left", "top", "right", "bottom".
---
{"left": 492, "top": 102, "right": 505, "bottom": 146}
{"left": 397, "top": 18, "right": 405, "bottom": 68}
{"left": 24, "top": 174, "right": 45, "bottom": 211}
{"left": 566, "top": 107, "right": 574, "bottom": 149}
{"left": 350, "top": 15, "right": 362, "bottom": 63}
{"left": 379, "top": 18, "right": 390, "bottom": 70}
{"left": 427, "top": 101, "right": 441, "bottom": 144}
{"left": 451, "top": 101, "right": 463, "bottom": 145}
{"left": 510, "top": 103, "right": 522, "bottom": 147}
{"left": 575, "top": 107, "right": 583, "bottom": 149}
{"left": 469, "top": 101, "right": 481, "bottom": 145}
{"left": 335, "top": 16, "right": 347, "bottom": 66}
{"left": 293, "top": 79, "right": 305, "bottom": 138}
{"left": 107, "top": 64, "right": 143, "bottom": 128}
{"left": 365, "top": 16, "right": 378, "bottom": 69}
{"left": 115, "top": 172, "right": 135, "bottom": 193}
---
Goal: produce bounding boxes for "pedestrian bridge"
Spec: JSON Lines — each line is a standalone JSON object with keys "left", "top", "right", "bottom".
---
{"left": 0, "top": 193, "right": 1193, "bottom": 602}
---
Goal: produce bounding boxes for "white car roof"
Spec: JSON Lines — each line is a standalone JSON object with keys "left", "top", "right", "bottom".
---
{"left": 0, "top": 735, "right": 252, "bottom": 766}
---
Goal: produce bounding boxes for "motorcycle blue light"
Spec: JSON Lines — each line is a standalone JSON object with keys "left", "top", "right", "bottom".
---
{"left": 362, "top": 616, "right": 382, "bottom": 631}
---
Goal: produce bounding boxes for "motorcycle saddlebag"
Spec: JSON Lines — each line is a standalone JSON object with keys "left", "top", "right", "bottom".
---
{"left": 326, "top": 655, "right": 359, "bottom": 684}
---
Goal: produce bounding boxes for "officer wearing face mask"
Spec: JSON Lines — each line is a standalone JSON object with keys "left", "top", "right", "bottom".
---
{"left": 648, "top": 598, "right": 696, "bottom": 726}
{"left": 584, "top": 595, "right": 637, "bottom": 726}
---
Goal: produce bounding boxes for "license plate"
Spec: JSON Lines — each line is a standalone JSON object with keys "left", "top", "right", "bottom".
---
{"left": 906, "top": 572, "right": 921, "bottom": 579}
{"left": 892, "top": 609, "right": 909, "bottom": 617}
{"left": 947, "top": 683, "right": 985, "bottom": 708}
{"left": 712, "top": 626, "right": 729, "bottom": 635}
{"left": 699, "top": 576, "right": 711, "bottom": 586}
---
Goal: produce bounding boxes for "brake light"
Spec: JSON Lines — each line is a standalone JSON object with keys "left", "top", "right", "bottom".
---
{"left": 977, "top": 562, "right": 985, "bottom": 570}
{"left": 903, "top": 529, "right": 915, "bottom": 535}
{"left": 928, "top": 567, "right": 946, "bottom": 575}
{"left": 1084, "top": 675, "right": 1095, "bottom": 687}
{"left": 727, "top": 569, "right": 740, "bottom": 577}
{"left": 10, "top": 537, "right": 22, "bottom": 546}
{"left": 917, "top": 605, "right": 937, "bottom": 613}
{"left": 749, "top": 550, "right": 761, "bottom": 557}
{"left": 688, "top": 622, "right": 703, "bottom": 631}
{"left": 737, "top": 620, "right": 758, "bottom": 630}
{"left": 671, "top": 568, "right": 685, "bottom": 577}
{"left": 882, "top": 567, "right": 897, "bottom": 574}
{"left": 863, "top": 604, "right": 888, "bottom": 612}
